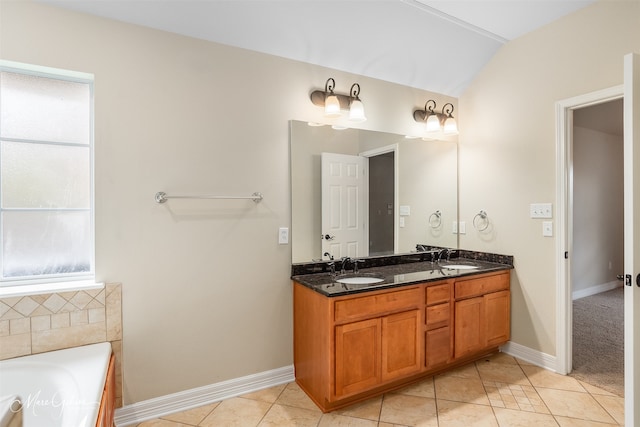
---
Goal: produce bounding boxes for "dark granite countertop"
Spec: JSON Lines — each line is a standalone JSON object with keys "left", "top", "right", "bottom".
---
{"left": 292, "top": 256, "right": 513, "bottom": 297}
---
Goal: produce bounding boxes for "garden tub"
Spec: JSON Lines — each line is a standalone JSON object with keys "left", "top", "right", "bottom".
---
{"left": 0, "top": 342, "right": 113, "bottom": 427}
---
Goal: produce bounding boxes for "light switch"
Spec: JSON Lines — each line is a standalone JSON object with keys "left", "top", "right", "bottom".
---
{"left": 278, "top": 227, "right": 289, "bottom": 244}
{"left": 542, "top": 221, "right": 553, "bottom": 237}
{"left": 452, "top": 221, "right": 458, "bottom": 234}
{"left": 399, "top": 205, "right": 411, "bottom": 216}
{"left": 530, "top": 203, "right": 553, "bottom": 218}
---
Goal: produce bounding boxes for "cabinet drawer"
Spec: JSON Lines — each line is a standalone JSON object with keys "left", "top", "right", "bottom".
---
{"left": 426, "top": 283, "right": 450, "bottom": 305}
{"left": 426, "top": 303, "right": 449, "bottom": 328}
{"left": 455, "top": 272, "right": 509, "bottom": 300}
{"left": 335, "top": 287, "right": 421, "bottom": 323}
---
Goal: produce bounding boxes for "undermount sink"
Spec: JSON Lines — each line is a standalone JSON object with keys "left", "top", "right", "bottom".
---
{"left": 442, "top": 264, "right": 479, "bottom": 270}
{"left": 336, "top": 276, "right": 385, "bottom": 285}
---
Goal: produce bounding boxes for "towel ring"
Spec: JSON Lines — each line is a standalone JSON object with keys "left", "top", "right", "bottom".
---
{"left": 473, "top": 210, "right": 489, "bottom": 231}
{"left": 428, "top": 210, "right": 442, "bottom": 228}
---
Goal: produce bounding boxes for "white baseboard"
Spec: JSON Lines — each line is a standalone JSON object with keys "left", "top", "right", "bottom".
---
{"left": 500, "top": 341, "right": 558, "bottom": 372}
{"left": 572, "top": 281, "right": 621, "bottom": 300}
{"left": 114, "top": 365, "right": 294, "bottom": 426}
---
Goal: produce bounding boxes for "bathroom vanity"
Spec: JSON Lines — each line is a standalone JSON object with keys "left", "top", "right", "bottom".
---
{"left": 292, "top": 253, "right": 512, "bottom": 412}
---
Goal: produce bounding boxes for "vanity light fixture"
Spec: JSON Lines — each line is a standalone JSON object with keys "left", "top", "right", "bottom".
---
{"left": 310, "top": 78, "right": 367, "bottom": 122}
{"left": 413, "top": 100, "right": 458, "bottom": 135}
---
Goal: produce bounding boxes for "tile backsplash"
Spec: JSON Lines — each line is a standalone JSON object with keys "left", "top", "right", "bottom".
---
{"left": 0, "top": 283, "right": 123, "bottom": 407}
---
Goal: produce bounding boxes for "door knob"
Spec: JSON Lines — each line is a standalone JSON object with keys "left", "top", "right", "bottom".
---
{"left": 618, "top": 274, "right": 632, "bottom": 286}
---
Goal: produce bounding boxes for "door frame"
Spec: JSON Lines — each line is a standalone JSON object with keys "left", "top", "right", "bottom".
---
{"left": 555, "top": 85, "right": 623, "bottom": 376}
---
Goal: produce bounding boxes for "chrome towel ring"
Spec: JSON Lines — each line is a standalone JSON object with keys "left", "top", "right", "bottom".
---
{"left": 428, "top": 210, "right": 442, "bottom": 228}
{"left": 473, "top": 210, "right": 489, "bottom": 231}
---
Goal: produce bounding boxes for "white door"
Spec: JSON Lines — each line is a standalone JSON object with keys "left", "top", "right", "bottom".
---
{"left": 623, "top": 52, "right": 640, "bottom": 426}
{"left": 321, "top": 152, "right": 367, "bottom": 260}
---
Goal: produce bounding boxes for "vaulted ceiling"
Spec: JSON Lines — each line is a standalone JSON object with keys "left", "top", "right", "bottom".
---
{"left": 39, "top": 0, "right": 596, "bottom": 97}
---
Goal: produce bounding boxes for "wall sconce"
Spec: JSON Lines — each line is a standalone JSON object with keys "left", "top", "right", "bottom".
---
{"left": 413, "top": 100, "right": 458, "bottom": 135}
{"left": 310, "top": 78, "right": 367, "bottom": 122}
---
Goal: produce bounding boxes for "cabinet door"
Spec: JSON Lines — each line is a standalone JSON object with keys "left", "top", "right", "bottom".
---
{"left": 382, "top": 310, "right": 421, "bottom": 381}
{"left": 454, "top": 297, "right": 484, "bottom": 358}
{"left": 426, "top": 326, "right": 451, "bottom": 369}
{"left": 335, "top": 318, "right": 381, "bottom": 397}
{"left": 484, "top": 290, "right": 510, "bottom": 346}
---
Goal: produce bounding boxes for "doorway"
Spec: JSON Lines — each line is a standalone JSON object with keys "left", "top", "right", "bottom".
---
{"left": 570, "top": 99, "right": 624, "bottom": 395}
{"left": 368, "top": 151, "right": 395, "bottom": 256}
{"left": 555, "top": 85, "right": 624, "bottom": 378}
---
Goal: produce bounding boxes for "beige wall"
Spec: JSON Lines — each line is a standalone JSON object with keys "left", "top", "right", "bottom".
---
{"left": 459, "top": 0, "right": 640, "bottom": 354}
{"left": 0, "top": 1, "right": 456, "bottom": 403}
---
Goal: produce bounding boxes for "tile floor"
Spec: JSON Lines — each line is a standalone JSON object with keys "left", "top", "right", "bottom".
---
{"left": 136, "top": 353, "right": 624, "bottom": 426}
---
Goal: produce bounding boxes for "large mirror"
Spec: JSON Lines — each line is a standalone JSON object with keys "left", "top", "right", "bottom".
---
{"left": 291, "top": 120, "right": 458, "bottom": 263}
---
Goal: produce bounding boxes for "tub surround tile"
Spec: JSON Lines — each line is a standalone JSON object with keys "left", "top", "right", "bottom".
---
{"left": 0, "top": 332, "right": 30, "bottom": 359}
{"left": 43, "top": 293, "right": 66, "bottom": 312}
{"left": 9, "top": 317, "right": 30, "bottom": 335}
{"left": 30, "top": 314, "right": 51, "bottom": 332}
{"left": 13, "top": 297, "right": 39, "bottom": 316}
{"left": 51, "top": 312, "right": 70, "bottom": 329}
{"left": 106, "top": 284, "right": 122, "bottom": 341}
{"left": 0, "top": 283, "right": 123, "bottom": 409}
{"left": 32, "top": 321, "right": 106, "bottom": 353}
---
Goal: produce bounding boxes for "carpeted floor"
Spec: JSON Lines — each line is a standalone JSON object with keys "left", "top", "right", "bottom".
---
{"left": 570, "top": 286, "right": 624, "bottom": 396}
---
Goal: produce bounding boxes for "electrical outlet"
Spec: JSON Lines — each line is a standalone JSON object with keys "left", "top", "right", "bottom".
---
{"left": 278, "top": 227, "right": 289, "bottom": 244}
{"left": 452, "top": 221, "right": 458, "bottom": 234}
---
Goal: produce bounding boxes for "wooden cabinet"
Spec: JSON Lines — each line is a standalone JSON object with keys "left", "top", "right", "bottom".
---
{"left": 95, "top": 353, "right": 115, "bottom": 427}
{"left": 293, "top": 269, "right": 510, "bottom": 412}
{"left": 425, "top": 282, "right": 452, "bottom": 369}
{"left": 454, "top": 271, "right": 510, "bottom": 360}
{"left": 335, "top": 318, "right": 381, "bottom": 397}
{"left": 382, "top": 310, "right": 421, "bottom": 381}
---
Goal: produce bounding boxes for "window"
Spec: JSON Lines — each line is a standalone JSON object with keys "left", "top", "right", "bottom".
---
{"left": 0, "top": 61, "right": 94, "bottom": 286}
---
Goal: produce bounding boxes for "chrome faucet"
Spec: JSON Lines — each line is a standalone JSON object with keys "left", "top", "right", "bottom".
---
{"left": 435, "top": 248, "right": 452, "bottom": 263}
{"left": 326, "top": 261, "right": 336, "bottom": 276}
{"left": 353, "top": 259, "right": 365, "bottom": 274}
{"left": 340, "top": 257, "right": 351, "bottom": 275}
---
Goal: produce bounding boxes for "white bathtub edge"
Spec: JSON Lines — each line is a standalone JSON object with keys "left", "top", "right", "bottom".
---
{"left": 114, "top": 364, "right": 294, "bottom": 426}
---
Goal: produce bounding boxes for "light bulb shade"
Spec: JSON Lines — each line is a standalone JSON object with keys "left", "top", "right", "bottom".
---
{"left": 443, "top": 117, "right": 458, "bottom": 135}
{"left": 348, "top": 99, "right": 366, "bottom": 122}
{"left": 425, "top": 114, "right": 440, "bottom": 132}
{"left": 324, "top": 94, "right": 341, "bottom": 117}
